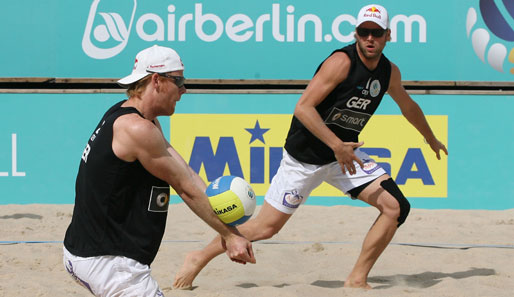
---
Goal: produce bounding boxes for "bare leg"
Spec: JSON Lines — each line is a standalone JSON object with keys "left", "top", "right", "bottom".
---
{"left": 344, "top": 175, "right": 400, "bottom": 289}
{"left": 173, "top": 202, "right": 291, "bottom": 289}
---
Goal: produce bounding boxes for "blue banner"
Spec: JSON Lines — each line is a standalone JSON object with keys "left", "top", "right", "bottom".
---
{"left": 2, "top": 0, "right": 514, "bottom": 80}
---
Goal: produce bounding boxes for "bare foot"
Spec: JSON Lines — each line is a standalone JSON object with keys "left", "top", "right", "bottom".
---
{"left": 173, "top": 251, "right": 208, "bottom": 290}
{"left": 344, "top": 279, "right": 372, "bottom": 289}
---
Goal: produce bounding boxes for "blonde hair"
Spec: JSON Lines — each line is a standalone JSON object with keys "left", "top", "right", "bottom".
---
{"left": 125, "top": 75, "right": 152, "bottom": 98}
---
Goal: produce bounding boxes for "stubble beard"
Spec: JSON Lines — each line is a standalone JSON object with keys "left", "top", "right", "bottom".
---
{"left": 357, "top": 40, "right": 382, "bottom": 61}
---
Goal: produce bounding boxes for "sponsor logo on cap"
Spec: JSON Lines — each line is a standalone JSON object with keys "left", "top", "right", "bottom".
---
{"left": 363, "top": 6, "right": 382, "bottom": 19}
{"left": 366, "top": 6, "right": 381, "bottom": 14}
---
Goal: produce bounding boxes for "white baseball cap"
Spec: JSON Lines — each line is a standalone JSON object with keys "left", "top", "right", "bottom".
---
{"left": 356, "top": 4, "right": 389, "bottom": 29}
{"left": 117, "top": 45, "right": 184, "bottom": 87}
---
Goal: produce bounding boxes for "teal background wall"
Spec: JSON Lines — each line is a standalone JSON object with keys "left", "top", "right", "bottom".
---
{"left": 1, "top": 0, "right": 513, "bottom": 208}
{"left": 2, "top": 0, "right": 514, "bottom": 81}
{"left": 0, "top": 93, "right": 512, "bottom": 209}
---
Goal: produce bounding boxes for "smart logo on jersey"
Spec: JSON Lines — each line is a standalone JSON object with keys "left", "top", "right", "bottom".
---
{"left": 170, "top": 114, "right": 447, "bottom": 198}
{"left": 467, "top": 0, "right": 514, "bottom": 74}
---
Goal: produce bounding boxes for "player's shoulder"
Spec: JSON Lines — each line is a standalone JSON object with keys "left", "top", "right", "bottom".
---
{"left": 389, "top": 60, "right": 400, "bottom": 71}
{"left": 327, "top": 51, "right": 351, "bottom": 64}
{"left": 115, "top": 113, "right": 160, "bottom": 140}
{"left": 388, "top": 60, "right": 402, "bottom": 80}
{"left": 320, "top": 51, "right": 351, "bottom": 74}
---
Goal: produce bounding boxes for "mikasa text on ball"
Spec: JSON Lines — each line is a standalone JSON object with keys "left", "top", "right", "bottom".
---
{"left": 206, "top": 176, "right": 256, "bottom": 226}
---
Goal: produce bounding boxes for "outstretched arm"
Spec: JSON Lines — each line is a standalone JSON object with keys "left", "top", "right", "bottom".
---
{"left": 112, "top": 114, "right": 255, "bottom": 264}
{"left": 154, "top": 118, "right": 207, "bottom": 191}
{"left": 387, "top": 62, "right": 448, "bottom": 159}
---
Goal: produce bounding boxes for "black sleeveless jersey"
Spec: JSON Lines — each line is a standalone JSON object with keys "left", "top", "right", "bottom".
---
{"left": 284, "top": 43, "right": 392, "bottom": 165}
{"left": 64, "top": 100, "right": 170, "bottom": 266}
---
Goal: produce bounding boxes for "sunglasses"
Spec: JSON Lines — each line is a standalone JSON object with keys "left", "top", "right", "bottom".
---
{"left": 147, "top": 71, "right": 186, "bottom": 88}
{"left": 356, "top": 27, "right": 387, "bottom": 38}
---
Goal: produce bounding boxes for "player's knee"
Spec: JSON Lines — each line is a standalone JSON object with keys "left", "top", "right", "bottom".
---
{"left": 380, "top": 178, "right": 410, "bottom": 227}
{"left": 381, "top": 199, "right": 401, "bottom": 221}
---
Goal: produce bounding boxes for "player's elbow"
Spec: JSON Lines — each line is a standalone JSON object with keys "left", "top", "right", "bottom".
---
{"left": 175, "top": 178, "right": 203, "bottom": 203}
{"left": 400, "top": 106, "right": 419, "bottom": 123}
{"left": 293, "top": 104, "right": 304, "bottom": 117}
{"left": 293, "top": 102, "right": 311, "bottom": 122}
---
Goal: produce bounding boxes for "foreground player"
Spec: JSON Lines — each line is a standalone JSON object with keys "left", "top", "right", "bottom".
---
{"left": 63, "top": 45, "right": 255, "bottom": 296}
{"left": 174, "top": 4, "right": 447, "bottom": 289}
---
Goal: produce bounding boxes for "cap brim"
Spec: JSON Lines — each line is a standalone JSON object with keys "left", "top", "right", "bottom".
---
{"left": 356, "top": 19, "right": 387, "bottom": 30}
{"left": 117, "top": 73, "right": 151, "bottom": 87}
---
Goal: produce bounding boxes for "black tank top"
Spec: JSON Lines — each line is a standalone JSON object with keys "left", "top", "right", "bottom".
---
{"left": 64, "top": 100, "right": 170, "bottom": 266}
{"left": 284, "top": 43, "right": 391, "bottom": 165}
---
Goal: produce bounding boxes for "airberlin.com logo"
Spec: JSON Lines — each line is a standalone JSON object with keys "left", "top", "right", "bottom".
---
{"left": 82, "top": 0, "right": 137, "bottom": 59}
{"left": 82, "top": 0, "right": 427, "bottom": 59}
{"left": 467, "top": 0, "right": 514, "bottom": 74}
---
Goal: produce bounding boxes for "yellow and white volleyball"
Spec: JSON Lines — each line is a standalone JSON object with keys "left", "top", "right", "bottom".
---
{"left": 206, "top": 176, "right": 256, "bottom": 226}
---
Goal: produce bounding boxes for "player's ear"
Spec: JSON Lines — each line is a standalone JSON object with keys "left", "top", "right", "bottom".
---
{"left": 150, "top": 73, "right": 162, "bottom": 90}
{"left": 386, "top": 29, "right": 391, "bottom": 42}
{"left": 152, "top": 73, "right": 160, "bottom": 84}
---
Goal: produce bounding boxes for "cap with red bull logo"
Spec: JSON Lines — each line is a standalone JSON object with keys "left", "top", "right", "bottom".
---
{"left": 367, "top": 7, "right": 381, "bottom": 13}
{"left": 356, "top": 4, "right": 389, "bottom": 29}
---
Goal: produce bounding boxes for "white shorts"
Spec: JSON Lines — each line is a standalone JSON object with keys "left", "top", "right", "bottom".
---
{"left": 265, "top": 149, "right": 386, "bottom": 214}
{"left": 63, "top": 247, "right": 164, "bottom": 297}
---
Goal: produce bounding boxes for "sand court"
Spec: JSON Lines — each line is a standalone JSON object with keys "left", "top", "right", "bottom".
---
{"left": 1, "top": 203, "right": 513, "bottom": 297}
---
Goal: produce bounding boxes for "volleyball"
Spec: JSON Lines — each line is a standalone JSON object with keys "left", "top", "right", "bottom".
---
{"left": 206, "top": 176, "right": 256, "bottom": 226}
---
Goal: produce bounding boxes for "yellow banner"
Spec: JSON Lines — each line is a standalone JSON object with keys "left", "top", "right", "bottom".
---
{"left": 359, "top": 115, "right": 448, "bottom": 198}
{"left": 170, "top": 114, "right": 447, "bottom": 198}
